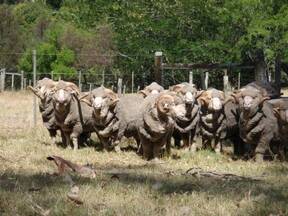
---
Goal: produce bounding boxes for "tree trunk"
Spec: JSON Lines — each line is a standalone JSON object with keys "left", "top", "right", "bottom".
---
{"left": 254, "top": 50, "right": 268, "bottom": 83}
{"left": 275, "top": 56, "right": 281, "bottom": 95}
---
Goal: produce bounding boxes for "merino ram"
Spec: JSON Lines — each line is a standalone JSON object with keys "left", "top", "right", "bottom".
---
{"left": 28, "top": 78, "right": 59, "bottom": 145}
{"left": 169, "top": 83, "right": 201, "bottom": 151}
{"left": 52, "top": 81, "right": 94, "bottom": 150}
{"left": 198, "top": 88, "right": 226, "bottom": 153}
{"left": 137, "top": 93, "right": 176, "bottom": 160}
{"left": 232, "top": 86, "right": 279, "bottom": 161}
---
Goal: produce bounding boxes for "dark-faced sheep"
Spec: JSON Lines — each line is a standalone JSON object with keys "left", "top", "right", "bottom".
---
{"left": 198, "top": 88, "right": 227, "bottom": 153}
{"left": 169, "top": 83, "right": 201, "bottom": 151}
{"left": 52, "top": 81, "right": 95, "bottom": 150}
{"left": 232, "top": 86, "right": 279, "bottom": 161}
{"left": 137, "top": 93, "right": 176, "bottom": 160}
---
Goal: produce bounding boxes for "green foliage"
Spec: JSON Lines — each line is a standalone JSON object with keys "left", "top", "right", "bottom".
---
{"left": 3, "top": 0, "right": 288, "bottom": 86}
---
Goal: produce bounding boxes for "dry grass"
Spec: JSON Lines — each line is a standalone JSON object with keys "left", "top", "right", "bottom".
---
{"left": 0, "top": 91, "right": 288, "bottom": 216}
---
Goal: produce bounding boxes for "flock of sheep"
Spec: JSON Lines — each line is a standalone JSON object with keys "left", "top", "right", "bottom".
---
{"left": 28, "top": 78, "right": 288, "bottom": 162}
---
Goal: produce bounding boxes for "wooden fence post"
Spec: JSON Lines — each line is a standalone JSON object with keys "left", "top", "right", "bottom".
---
{"left": 11, "top": 73, "right": 15, "bottom": 91}
{"left": 238, "top": 72, "right": 241, "bottom": 90}
{"left": 51, "top": 71, "right": 54, "bottom": 80}
{"left": 189, "top": 71, "right": 193, "bottom": 84}
{"left": 137, "top": 86, "right": 140, "bottom": 92}
{"left": 24, "top": 78, "right": 27, "bottom": 90}
{"left": 117, "top": 78, "right": 122, "bottom": 97}
{"left": 154, "top": 51, "right": 163, "bottom": 85}
{"left": 123, "top": 85, "right": 126, "bottom": 95}
{"left": 1, "top": 69, "right": 6, "bottom": 91}
{"left": 204, "top": 71, "right": 209, "bottom": 89}
{"left": 131, "top": 71, "right": 134, "bottom": 93}
{"left": 223, "top": 69, "right": 229, "bottom": 97}
{"left": 33, "top": 49, "right": 37, "bottom": 127}
{"left": 102, "top": 70, "right": 105, "bottom": 86}
{"left": 89, "top": 83, "right": 92, "bottom": 92}
{"left": 78, "top": 71, "right": 82, "bottom": 91}
{"left": 21, "top": 71, "right": 24, "bottom": 90}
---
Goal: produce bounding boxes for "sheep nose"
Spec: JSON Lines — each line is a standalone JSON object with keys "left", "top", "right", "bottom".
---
{"left": 151, "top": 90, "right": 159, "bottom": 94}
{"left": 185, "top": 92, "right": 194, "bottom": 104}
{"left": 93, "top": 97, "right": 103, "bottom": 109}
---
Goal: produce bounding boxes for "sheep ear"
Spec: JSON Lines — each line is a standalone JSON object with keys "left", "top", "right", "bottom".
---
{"left": 260, "top": 96, "right": 270, "bottom": 107}
{"left": 79, "top": 93, "right": 90, "bottom": 100}
{"left": 196, "top": 90, "right": 204, "bottom": 99}
{"left": 81, "top": 98, "right": 92, "bottom": 106}
{"left": 138, "top": 90, "right": 147, "bottom": 97}
{"left": 273, "top": 108, "right": 280, "bottom": 118}
{"left": 27, "top": 86, "right": 44, "bottom": 100}
{"left": 110, "top": 98, "right": 119, "bottom": 107}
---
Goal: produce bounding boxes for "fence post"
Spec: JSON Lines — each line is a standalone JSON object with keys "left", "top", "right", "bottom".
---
{"left": 123, "top": 85, "right": 126, "bottom": 95}
{"left": 24, "top": 78, "right": 27, "bottom": 90}
{"left": 11, "top": 73, "right": 15, "bottom": 91}
{"left": 223, "top": 69, "right": 229, "bottom": 97}
{"left": 204, "top": 71, "right": 209, "bottom": 90}
{"left": 1, "top": 69, "right": 6, "bottom": 91}
{"left": 78, "top": 71, "right": 82, "bottom": 91}
{"left": 117, "top": 78, "right": 122, "bottom": 97}
{"left": 238, "top": 72, "right": 241, "bottom": 90}
{"left": 137, "top": 86, "right": 140, "bottom": 92}
{"left": 21, "top": 71, "right": 24, "bottom": 90}
{"left": 51, "top": 71, "right": 54, "bottom": 80}
{"left": 89, "top": 83, "right": 92, "bottom": 92}
{"left": 33, "top": 49, "right": 37, "bottom": 127}
{"left": 154, "top": 51, "right": 163, "bottom": 85}
{"left": 131, "top": 71, "right": 134, "bottom": 93}
{"left": 102, "top": 70, "right": 105, "bottom": 86}
{"left": 189, "top": 71, "right": 193, "bottom": 84}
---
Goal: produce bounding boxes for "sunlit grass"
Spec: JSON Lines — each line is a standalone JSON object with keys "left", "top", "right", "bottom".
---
{"left": 0, "top": 91, "right": 288, "bottom": 215}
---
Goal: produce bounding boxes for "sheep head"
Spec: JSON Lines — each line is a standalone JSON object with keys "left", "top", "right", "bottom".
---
{"left": 198, "top": 88, "right": 225, "bottom": 112}
{"left": 176, "top": 84, "right": 198, "bottom": 105}
{"left": 231, "top": 86, "right": 270, "bottom": 117}
{"left": 138, "top": 82, "right": 164, "bottom": 97}
{"left": 90, "top": 86, "right": 119, "bottom": 118}
{"left": 53, "top": 81, "right": 79, "bottom": 113}
{"left": 155, "top": 94, "right": 176, "bottom": 118}
{"left": 28, "top": 78, "right": 57, "bottom": 102}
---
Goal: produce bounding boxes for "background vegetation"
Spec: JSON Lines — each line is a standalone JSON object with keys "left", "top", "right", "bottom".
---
{"left": 1, "top": 0, "right": 288, "bottom": 88}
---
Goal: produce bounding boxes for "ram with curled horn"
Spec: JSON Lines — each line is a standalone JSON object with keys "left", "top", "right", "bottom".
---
{"left": 52, "top": 80, "right": 95, "bottom": 150}
{"left": 197, "top": 88, "right": 227, "bottom": 153}
{"left": 169, "top": 83, "right": 201, "bottom": 152}
{"left": 138, "top": 82, "right": 164, "bottom": 97}
{"left": 86, "top": 86, "right": 120, "bottom": 150}
{"left": 231, "top": 85, "right": 279, "bottom": 161}
{"left": 28, "top": 78, "right": 61, "bottom": 145}
{"left": 136, "top": 93, "right": 176, "bottom": 160}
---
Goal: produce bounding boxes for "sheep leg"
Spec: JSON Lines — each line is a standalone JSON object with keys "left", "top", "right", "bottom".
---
{"left": 141, "top": 138, "right": 152, "bottom": 160}
{"left": 214, "top": 137, "right": 221, "bottom": 154}
{"left": 254, "top": 133, "right": 273, "bottom": 162}
{"left": 64, "top": 133, "right": 71, "bottom": 149}
{"left": 153, "top": 143, "right": 163, "bottom": 160}
{"left": 48, "top": 129, "right": 57, "bottom": 145}
{"left": 72, "top": 137, "right": 78, "bottom": 151}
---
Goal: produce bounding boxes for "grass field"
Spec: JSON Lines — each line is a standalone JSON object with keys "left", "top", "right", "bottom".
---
{"left": 0, "top": 91, "right": 288, "bottom": 216}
